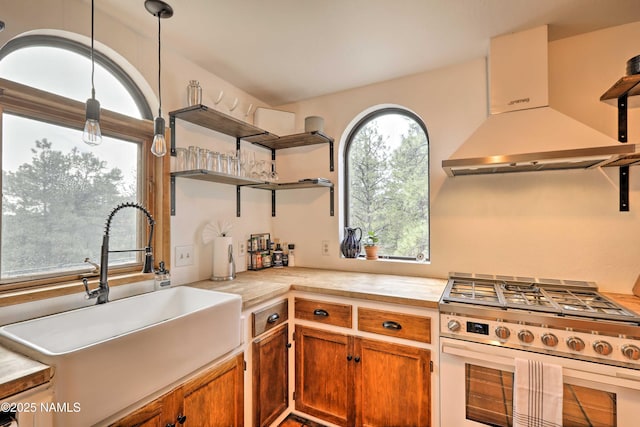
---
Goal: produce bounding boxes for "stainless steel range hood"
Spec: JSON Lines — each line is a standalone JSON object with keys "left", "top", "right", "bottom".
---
{"left": 443, "top": 25, "right": 636, "bottom": 177}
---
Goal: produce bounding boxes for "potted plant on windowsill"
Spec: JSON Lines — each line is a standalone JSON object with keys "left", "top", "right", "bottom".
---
{"left": 364, "top": 231, "right": 379, "bottom": 260}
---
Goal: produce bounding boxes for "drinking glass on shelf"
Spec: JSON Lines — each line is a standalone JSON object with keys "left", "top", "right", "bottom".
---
{"left": 220, "top": 154, "right": 231, "bottom": 174}
{"left": 247, "top": 152, "right": 257, "bottom": 178}
{"left": 198, "top": 148, "right": 209, "bottom": 170}
{"left": 230, "top": 156, "right": 240, "bottom": 176}
{"left": 254, "top": 160, "right": 268, "bottom": 181}
{"left": 187, "top": 146, "right": 198, "bottom": 170}
{"left": 175, "top": 148, "right": 187, "bottom": 171}
{"left": 208, "top": 151, "right": 221, "bottom": 172}
{"left": 239, "top": 152, "right": 247, "bottom": 177}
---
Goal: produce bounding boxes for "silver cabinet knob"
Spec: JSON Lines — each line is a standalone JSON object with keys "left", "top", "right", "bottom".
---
{"left": 495, "top": 326, "right": 510, "bottom": 340}
{"left": 593, "top": 340, "right": 613, "bottom": 356}
{"left": 447, "top": 320, "right": 461, "bottom": 332}
{"left": 622, "top": 344, "right": 640, "bottom": 361}
{"left": 517, "top": 330, "right": 535, "bottom": 344}
{"left": 541, "top": 333, "right": 558, "bottom": 347}
{"left": 566, "top": 336, "right": 585, "bottom": 352}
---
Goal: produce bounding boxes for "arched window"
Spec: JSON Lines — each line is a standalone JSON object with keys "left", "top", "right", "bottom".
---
{"left": 0, "top": 35, "right": 151, "bottom": 119}
{"left": 344, "top": 107, "right": 430, "bottom": 261}
{"left": 0, "top": 35, "right": 160, "bottom": 285}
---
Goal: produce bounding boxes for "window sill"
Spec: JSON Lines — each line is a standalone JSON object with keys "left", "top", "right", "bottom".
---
{"left": 344, "top": 256, "right": 431, "bottom": 265}
{"left": 0, "top": 272, "right": 154, "bottom": 308}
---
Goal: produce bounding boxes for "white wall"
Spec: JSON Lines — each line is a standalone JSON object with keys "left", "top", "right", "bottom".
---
{"left": 276, "top": 22, "right": 640, "bottom": 293}
{"left": 2, "top": 0, "right": 640, "bottom": 292}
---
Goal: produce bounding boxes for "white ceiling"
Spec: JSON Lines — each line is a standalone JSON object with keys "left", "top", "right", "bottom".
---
{"left": 99, "top": 0, "right": 640, "bottom": 106}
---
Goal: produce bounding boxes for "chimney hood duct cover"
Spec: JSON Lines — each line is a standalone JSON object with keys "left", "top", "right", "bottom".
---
{"left": 443, "top": 25, "right": 634, "bottom": 177}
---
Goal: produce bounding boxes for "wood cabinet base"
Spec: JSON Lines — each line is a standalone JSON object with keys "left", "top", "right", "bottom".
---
{"left": 111, "top": 353, "right": 244, "bottom": 427}
{"left": 295, "top": 326, "right": 430, "bottom": 427}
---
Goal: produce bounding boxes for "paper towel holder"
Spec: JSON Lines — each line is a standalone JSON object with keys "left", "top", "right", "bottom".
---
{"left": 211, "top": 237, "right": 236, "bottom": 281}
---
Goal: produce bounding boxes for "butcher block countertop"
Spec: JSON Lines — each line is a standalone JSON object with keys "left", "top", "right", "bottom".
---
{"left": 190, "top": 267, "right": 448, "bottom": 310}
{"left": 604, "top": 292, "right": 640, "bottom": 316}
{"left": 0, "top": 346, "right": 50, "bottom": 401}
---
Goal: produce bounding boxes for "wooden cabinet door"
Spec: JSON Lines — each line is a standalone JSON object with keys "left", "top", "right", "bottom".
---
{"left": 182, "top": 353, "right": 244, "bottom": 427}
{"left": 109, "top": 398, "right": 163, "bottom": 427}
{"left": 354, "top": 338, "right": 431, "bottom": 427}
{"left": 295, "top": 326, "right": 353, "bottom": 426}
{"left": 109, "top": 387, "right": 181, "bottom": 427}
{"left": 253, "top": 324, "right": 289, "bottom": 427}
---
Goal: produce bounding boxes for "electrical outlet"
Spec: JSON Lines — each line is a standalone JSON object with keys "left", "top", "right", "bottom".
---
{"left": 321, "top": 240, "right": 330, "bottom": 256}
{"left": 175, "top": 245, "right": 194, "bottom": 267}
{"left": 238, "top": 241, "right": 246, "bottom": 256}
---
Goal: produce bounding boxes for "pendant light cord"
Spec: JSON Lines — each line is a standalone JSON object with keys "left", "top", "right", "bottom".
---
{"left": 157, "top": 14, "right": 162, "bottom": 117}
{"left": 90, "top": 0, "right": 95, "bottom": 100}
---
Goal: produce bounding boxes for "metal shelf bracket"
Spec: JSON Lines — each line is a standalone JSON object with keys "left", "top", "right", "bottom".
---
{"left": 619, "top": 95, "right": 629, "bottom": 211}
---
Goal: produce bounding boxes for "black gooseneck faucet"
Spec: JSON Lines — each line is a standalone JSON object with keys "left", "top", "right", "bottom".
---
{"left": 83, "top": 202, "right": 155, "bottom": 304}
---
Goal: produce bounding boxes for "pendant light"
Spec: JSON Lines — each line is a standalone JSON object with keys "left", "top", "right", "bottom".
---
{"left": 82, "top": 0, "right": 102, "bottom": 146}
{"left": 145, "top": 0, "right": 173, "bottom": 157}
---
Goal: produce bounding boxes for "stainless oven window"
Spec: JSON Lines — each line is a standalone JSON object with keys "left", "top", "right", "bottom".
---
{"left": 465, "top": 363, "right": 617, "bottom": 427}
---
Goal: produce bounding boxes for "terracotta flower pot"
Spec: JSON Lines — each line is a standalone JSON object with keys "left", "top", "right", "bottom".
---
{"left": 364, "top": 245, "right": 378, "bottom": 260}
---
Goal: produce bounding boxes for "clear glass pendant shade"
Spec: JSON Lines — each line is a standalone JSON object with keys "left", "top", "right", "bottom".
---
{"left": 82, "top": 97, "right": 102, "bottom": 146}
{"left": 151, "top": 116, "right": 167, "bottom": 157}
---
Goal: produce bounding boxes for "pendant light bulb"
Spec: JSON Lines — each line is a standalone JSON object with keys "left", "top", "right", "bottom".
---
{"left": 151, "top": 116, "right": 167, "bottom": 157}
{"left": 83, "top": 95, "right": 102, "bottom": 146}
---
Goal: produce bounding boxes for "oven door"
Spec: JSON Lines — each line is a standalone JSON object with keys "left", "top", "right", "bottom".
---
{"left": 440, "top": 337, "right": 640, "bottom": 427}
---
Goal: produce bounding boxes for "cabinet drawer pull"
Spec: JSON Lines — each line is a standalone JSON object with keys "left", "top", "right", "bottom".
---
{"left": 354, "top": 356, "right": 361, "bottom": 363}
{"left": 347, "top": 354, "right": 353, "bottom": 361}
{"left": 177, "top": 414, "right": 187, "bottom": 424}
{"left": 313, "top": 309, "right": 329, "bottom": 317}
{"left": 267, "top": 313, "right": 280, "bottom": 323}
{"left": 382, "top": 321, "right": 402, "bottom": 330}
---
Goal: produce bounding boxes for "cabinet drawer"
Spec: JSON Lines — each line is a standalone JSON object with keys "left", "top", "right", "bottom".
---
{"left": 358, "top": 308, "right": 431, "bottom": 343}
{"left": 252, "top": 299, "right": 288, "bottom": 337}
{"left": 295, "top": 298, "right": 352, "bottom": 328}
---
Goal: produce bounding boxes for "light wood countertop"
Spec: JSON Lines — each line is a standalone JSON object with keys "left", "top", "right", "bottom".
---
{"left": 189, "top": 267, "right": 448, "bottom": 310}
{"left": 0, "top": 346, "right": 51, "bottom": 401}
{"left": 603, "top": 292, "right": 640, "bottom": 316}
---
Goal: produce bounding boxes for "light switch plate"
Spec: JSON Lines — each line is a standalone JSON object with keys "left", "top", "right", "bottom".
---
{"left": 175, "top": 245, "right": 194, "bottom": 267}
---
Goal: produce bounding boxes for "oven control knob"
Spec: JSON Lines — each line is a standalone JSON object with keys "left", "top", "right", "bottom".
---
{"left": 447, "top": 320, "right": 461, "bottom": 332}
{"left": 517, "top": 330, "right": 535, "bottom": 344}
{"left": 541, "top": 333, "right": 558, "bottom": 347}
{"left": 622, "top": 344, "right": 640, "bottom": 360}
{"left": 566, "top": 336, "right": 585, "bottom": 352}
{"left": 593, "top": 340, "right": 613, "bottom": 356}
{"left": 495, "top": 326, "right": 510, "bottom": 340}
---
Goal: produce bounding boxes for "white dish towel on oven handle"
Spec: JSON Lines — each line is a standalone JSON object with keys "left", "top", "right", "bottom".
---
{"left": 513, "top": 358, "right": 563, "bottom": 427}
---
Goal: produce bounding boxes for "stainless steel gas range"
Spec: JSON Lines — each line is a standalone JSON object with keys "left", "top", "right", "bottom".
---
{"left": 440, "top": 272, "right": 640, "bottom": 368}
{"left": 439, "top": 273, "right": 640, "bottom": 427}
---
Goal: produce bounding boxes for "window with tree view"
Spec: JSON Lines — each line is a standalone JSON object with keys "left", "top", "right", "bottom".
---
{"left": 0, "top": 36, "right": 151, "bottom": 283}
{"left": 345, "top": 108, "right": 429, "bottom": 261}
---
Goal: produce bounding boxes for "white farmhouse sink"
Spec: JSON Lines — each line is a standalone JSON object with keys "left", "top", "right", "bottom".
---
{"left": 0, "top": 286, "right": 242, "bottom": 427}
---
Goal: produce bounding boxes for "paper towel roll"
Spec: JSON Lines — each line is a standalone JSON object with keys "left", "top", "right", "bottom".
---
{"left": 212, "top": 236, "right": 234, "bottom": 280}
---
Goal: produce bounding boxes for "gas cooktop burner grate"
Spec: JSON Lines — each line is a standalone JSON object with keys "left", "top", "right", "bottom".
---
{"left": 442, "top": 274, "right": 640, "bottom": 323}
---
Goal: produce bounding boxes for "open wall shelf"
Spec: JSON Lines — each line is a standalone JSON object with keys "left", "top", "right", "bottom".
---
{"left": 601, "top": 73, "right": 640, "bottom": 211}
{"left": 169, "top": 105, "right": 335, "bottom": 217}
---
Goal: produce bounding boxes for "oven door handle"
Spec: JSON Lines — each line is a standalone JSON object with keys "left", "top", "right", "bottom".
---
{"left": 615, "top": 371, "right": 640, "bottom": 382}
{"left": 441, "top": 342, "right": 514, "bottom": 367}
{"left": 442, "top": 342, "right": 640, "bottom": 390}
